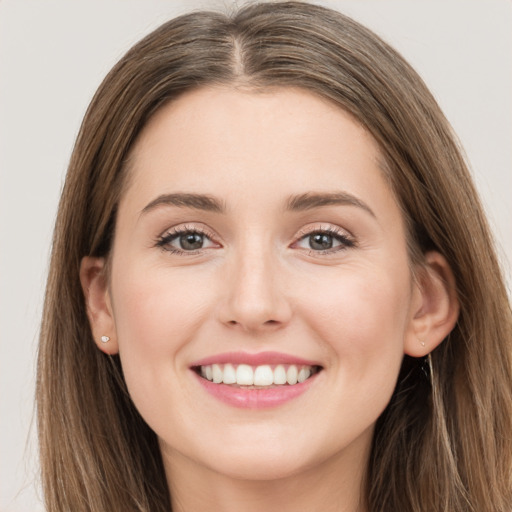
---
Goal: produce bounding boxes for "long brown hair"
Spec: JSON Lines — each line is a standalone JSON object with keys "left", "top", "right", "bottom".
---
{"left": 37, "top": 2, "right": 512, "bottom": 510}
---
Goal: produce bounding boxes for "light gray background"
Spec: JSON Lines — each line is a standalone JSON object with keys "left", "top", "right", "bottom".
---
{"left": 1, "top": 1, "right": 511, "bottom": 510}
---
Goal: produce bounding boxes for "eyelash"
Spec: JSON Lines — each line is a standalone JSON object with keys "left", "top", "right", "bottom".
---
{"left": 155, "top": 224, "right": 355, "bottom": 256}
{"left": 293, "top": 226, "right": 356, "bottom": 255}
{"left": 155, "top": 224, "right": 217, "bottom": 255}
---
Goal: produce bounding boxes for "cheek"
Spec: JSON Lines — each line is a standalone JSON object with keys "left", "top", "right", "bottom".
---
{"left": 109, "top": 265, "right": 214, "bottom": 412}
{"left": 112, "top": 265, "right": 211, "bottom": 351}
{"left": 298, "top": 264, "right": 412, "bottom": 381}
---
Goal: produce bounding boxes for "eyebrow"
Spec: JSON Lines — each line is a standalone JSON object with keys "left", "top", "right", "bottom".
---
{"left": 285, "top": 192, "right": 375, "bottom": 217}
{"left": 140, "top": 191, "right": 375, "bottom": 217}
{"left": 141, "top": 193, "right": 225, "bottom": 215}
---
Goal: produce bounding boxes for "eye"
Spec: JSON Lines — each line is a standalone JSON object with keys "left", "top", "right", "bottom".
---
{"left": 293, "top": 227, "right": 355, "bottom": 254}
{"left": 175, "top": 232, "right": 207, "bottom": 250}
{"left": 307, "top": 233, "right": 337, "bottom": 251}
{"left": 156, "top": 226, "right": 219, "bottom": 254}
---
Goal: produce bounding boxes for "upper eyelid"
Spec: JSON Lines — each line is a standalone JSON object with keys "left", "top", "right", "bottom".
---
{"left": 294, "top": 223, "right": 354, "bottom": 239}
{"left": 159, "top": 223, "right": 350, "bottom": 237}
{"left": 155, "top": 224, "right": 220, "bottom": 252}
{"left": 292, "top": 224, "right": 356, "bottom": 252}
{"left": 155, "top": 222, "right": 355, "bottom": 249}
{"left": 159, "top": 223, "right": 217, "bottom": 239}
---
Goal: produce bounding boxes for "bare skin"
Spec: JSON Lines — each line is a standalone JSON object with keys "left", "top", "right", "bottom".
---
{"left": 81, "top": 87, "right": 459, "bottom": 512}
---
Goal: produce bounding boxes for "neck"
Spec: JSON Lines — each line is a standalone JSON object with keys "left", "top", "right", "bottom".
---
{"left": 161, "top": 437, "right": 370, "bottom": 512}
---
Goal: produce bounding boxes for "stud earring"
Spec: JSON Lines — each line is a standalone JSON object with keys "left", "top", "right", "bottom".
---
{"left": 101, "top": 335, "right": 110, "bottom": 343}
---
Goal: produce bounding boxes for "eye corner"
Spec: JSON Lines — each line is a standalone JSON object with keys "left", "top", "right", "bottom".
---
{"left": 291, "top": 224, "right": 356, "bottom": 255}
{"left": 154, "top": 223, "right": 222, "bottom": 255}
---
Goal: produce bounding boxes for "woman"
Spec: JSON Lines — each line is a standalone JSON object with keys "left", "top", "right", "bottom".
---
{"left": 37, "top": 2, "right": 512, "bottom": 511}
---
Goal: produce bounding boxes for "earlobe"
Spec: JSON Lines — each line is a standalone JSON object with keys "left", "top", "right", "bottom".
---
{"left": 80, "top": 256, "right": 119, "bottom": 355}
{"left": 405, "top": 251, "right": 460, "bottom": 357}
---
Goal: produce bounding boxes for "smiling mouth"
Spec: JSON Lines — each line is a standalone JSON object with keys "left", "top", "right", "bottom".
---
{"left": 194, "top": 363, "right": 322, "bottom": 388}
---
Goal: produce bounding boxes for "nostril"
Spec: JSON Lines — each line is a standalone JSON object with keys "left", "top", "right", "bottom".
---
{"left": 226, "top": 319, "right": 279, "bottom": 326}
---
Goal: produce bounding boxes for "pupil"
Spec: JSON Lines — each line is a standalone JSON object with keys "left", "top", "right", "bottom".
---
{"left": 180, "top": 233, "right": 203, "bottom": 250}
{"left": 310, "top": 233, "right": 333, "bottom": 250}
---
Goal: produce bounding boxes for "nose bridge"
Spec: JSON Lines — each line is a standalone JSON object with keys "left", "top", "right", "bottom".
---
{"left": 220, "top": 235, "right": 291, "bottom": 331}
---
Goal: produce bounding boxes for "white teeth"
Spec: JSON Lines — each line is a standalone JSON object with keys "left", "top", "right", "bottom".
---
{"left": 222, "top": 363, "right": 236, "bottom": 384}
{"left": 212, "top": 364, "right": 223, "bottom": 384}
{"left": 199, "top": 363, "right": 317, "bottom": 386}
{"left": 297, "top": 367, "right": 311, "bottom": 383}
{"left": 274, "top": 365, "right": 287, "bottom": 385}
{"left": 236, "top": 364, "right": 254, "bottom": 385}
{"left": 286, "top": 365, "right": 298, "bottom": 385}
{"left": 253, "top": 365, "right": 274, "bottom": 386}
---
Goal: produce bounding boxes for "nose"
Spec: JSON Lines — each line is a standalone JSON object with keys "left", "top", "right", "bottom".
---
{"left": 217, "top": 247, "right": 292, "bottom": 333}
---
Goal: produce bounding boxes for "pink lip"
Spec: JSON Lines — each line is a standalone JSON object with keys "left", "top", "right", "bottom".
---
{"left": 193, "top": 371, "right": 319, "bottom": 409}
{"left": 190, "top": 351, "right": 322, "bottom": 409}
{"left": 191, "top": 351, "right": 321, "bottom": 367}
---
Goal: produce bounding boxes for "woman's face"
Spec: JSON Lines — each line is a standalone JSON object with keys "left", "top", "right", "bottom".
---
{"left": 104, "top": 87, "right": 424, "bottom": 481}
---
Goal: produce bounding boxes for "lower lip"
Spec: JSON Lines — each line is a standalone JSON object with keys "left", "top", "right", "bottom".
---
{"left": 193, "top": 372, "right": 318, "bottom": 409}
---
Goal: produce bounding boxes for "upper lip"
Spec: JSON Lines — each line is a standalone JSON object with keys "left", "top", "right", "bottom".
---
{"left": 190, "top": 351, "right": 322, "bottom": 368}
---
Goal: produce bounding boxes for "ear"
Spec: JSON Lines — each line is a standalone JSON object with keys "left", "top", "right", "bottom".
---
{"left": 80, "top": 256, "right": 119, "bottom": 355}
{"left": 404, "top": 251, "right": 460, "bottom": 357}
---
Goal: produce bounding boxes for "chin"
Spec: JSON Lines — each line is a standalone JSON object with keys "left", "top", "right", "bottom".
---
{"left": 205, "top": 449, "right": 313, "bottom": 481}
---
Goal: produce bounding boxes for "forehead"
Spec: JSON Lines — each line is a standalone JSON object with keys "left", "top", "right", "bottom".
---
{"left": 117, "top": 85, "right": 404, "bottom": 234}
{"left": 113, "top": 85, "right": 409, "bottom": 264}
{"left": 126, "top": 87, "right": 385, "bottom": 191}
